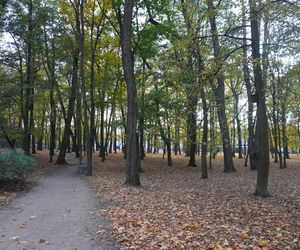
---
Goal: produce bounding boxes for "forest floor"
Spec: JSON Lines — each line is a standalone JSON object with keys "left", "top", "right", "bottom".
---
{"left": 0, "top": 151, "right": 118, "bottom": 250}
{"left": 0, "top": 151, "right": 299, "bottom": 249}
{"left": 88, "top": 152, "right": 300, "bottom": 249}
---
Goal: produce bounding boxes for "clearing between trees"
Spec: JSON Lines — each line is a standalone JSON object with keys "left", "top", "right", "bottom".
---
{"left": 89, "top": 153, "right": 299, "bottom": 249}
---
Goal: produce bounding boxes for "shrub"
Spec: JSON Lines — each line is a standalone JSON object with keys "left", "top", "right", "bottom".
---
{"left": 0, "top": 150, "right": 36, "bottom": 190}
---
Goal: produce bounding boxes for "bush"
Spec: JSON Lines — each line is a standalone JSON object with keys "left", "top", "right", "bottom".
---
{"left": 0, "top": 151, "right": 36, "bottom": 190}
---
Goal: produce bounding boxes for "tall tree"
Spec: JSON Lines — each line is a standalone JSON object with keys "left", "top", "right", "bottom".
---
{"left": 121, "top": 0, "right": 140, "bottom": 186}
{"left": 56, "top": 46, "right": 79, "bottom": 164}
{"left": 206, "top": 0, "right": 235, "bottom": 172}
{"left": 242, "top": 0, "right": 256, "bottom": 169}
{"left": 23, "top": 0, "right": 33, "bottom": 155}
{"left": 249, "top": 0, "right": 270, "bottom": 197}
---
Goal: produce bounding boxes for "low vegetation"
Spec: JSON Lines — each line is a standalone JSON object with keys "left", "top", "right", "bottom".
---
{"left": 0, "top": 150, "right": 36, "bottom": 190}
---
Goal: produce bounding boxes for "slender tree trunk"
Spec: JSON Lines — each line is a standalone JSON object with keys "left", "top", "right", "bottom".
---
{"left": 49, "top": 80, "right": 56, "bottom": 162}
{"left": 281, "top": 102, "right": 289, "bottom": 161}
{"left": 207, "top": 0, "right": 235, "bottom": 172}
{"left": 187, "top": 100, "right": 197, "bottom": 167}
{"left": 23, "top": 0, "right": 33, "bottom": 156}
{"left": 73, "top": 117, "right": 79, "bottom": 157}
{"left": 181, "top": 0, "right": 198, "bottom": 165}
{"left": 37, "top": 101, "right": 46, "bottom": 151}
{"left": 167, "top": 124, "right": 172, "bottom": 166}
{"left": 201, "top": 89, "right": 208, "bottom": 179}
{"left": 232, "top": 114, "right": 236, "bottom": 158}
{"left": 87, "top": 0, "right": 97, "bottom": 175}
{"left": 249, "top": 0, "right": 270, "bottom": 197}
{"left": 154, "top": 84, "right": 172, "bottom": 166}
{"left": 209, "top": 104, "right": 216, "bottom": 166}
{"left": 147, "top": 128, "right": 151, "bottom": 153}
{"left": 56, "top": 47, "right": 79, "bottom": 164}
{"left": 242, "top": 0, "right": 256, "bottom": 170}
{"left": 73, "top": 2, "right": 83, "bottom": 166}
{"left": 277, "top": 108, "right": 283, "bottom": 169}
{"left": 99, "top": 97, "right": 105, "bottom": 161}
{"left": 231, "top": 88, "right": 243, "bottom": 159}
{"left": 78, "top": 0, "right": 91, "bottom": 173}
{"left": 236, "top": 111, "right": 243, "bottom": 159}
{"left": 121, "top": 0, "right": 140, "bottom": 186}
{"left": 139, "top": 116, "right": 145, "bottom": 159}
{"left": 281, "top": 103, "right": 288, "bottom": 168}
{"left": 30, "top": 83, "right": 36, "bottom": 154}
{"left": 174, "top": 117, "right": 180, "bottom": 155}
{"left": 271, "top": 79, "right": 279, "bottom": 162}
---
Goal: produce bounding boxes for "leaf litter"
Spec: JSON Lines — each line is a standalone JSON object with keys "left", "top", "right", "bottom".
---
{"left": 89, "top": 153, "right": 300, "bottom": 249}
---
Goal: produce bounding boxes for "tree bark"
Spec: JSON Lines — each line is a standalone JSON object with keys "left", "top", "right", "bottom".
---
{"left": 37, "top": 101, "right": 46, "bottom": 151}
{"left": 270, "top": 74, "right": 279, "bottom": 163}
{"left": 121, "top": 0, "right": 140, "bottom": 186}
{"left": 56, "top": 47, "right": 79, "bottom": 164}
{"left": 78, "top": 0, "right": 92, "bottom": 174}
{"left": 99, "top": 92, "right": 105, "bottom": 161}
{"left": 249, "top": 0, "right": 270, "bottom": 197}
{"left": 187, "top": 99, "right": 197, "bottom": 167}
{"left": 242, "top": 0, "right": 256, "bottom": 169}
{"left": 49, "top": 79, "right": 56, "bottom": 162}
{"left": 23, "top": 0, "right": 33, "bottom": 156}
{"left": 154, "top": 84, "right": 172, "bottom": 166}
{"left": 207, "top": 0, "right": 235, "bottom": 172}
{"left": 201, "top": 89, "right": 208, "bottom": 179}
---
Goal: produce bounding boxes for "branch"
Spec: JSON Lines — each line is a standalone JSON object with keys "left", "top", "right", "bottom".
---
{"left": 144, "top": 0, "right": 162, "bottom": 26}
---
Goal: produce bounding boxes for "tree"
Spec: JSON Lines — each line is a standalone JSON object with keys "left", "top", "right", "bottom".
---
{"left": 249, "top": 0, "right": 270, "bottom": 197}
{"left": 206, "top": 0, "right": 235, "bottom": 173}
{"left": 121, "top": 0, "right": 140, "bottom": 186}
{"left": 23, "top": 0, "right": 33, "bottom": 156}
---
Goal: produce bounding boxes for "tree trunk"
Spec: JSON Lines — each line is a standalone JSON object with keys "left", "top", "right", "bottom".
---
{"left": 281, "top": 103, "right": 288, "bottom": 167}
{"left": 154, "top": 84, "right": 172, "bottom": 166}
{"left": 37, "top": 101, "right": 46, "bottom": 151}
{"left": 121, "top": 0, "right": 140, "bottom": 186}
{"left": 139, "top": 115, "right": 145, "bottom": 159}
{"left": 174, "top": 117, "right": 180, "bottom": 155}
{"left": 271, "top": 77, "right": 279, "bottom": 163}
{"left": 207, "top": 0, "right": 235, "bottom": 172}
{"left": 30, "top": 76, "right": 35, "bottom": 154}
{"left": 277, "top": 108, "right": 283, "bottom": 169}
{"left": 187, "top": 99, "right": 197, "bottom": 167}
{"left": 114, "top": 126, "right": 117, "bottom": 153}
{"left": 56, "top": 47, "right": 79, "bottom": 164}
{"left": 249, "top": 0, "right": 270, "bottom": 197}
{"left": 201, "top": 89, "right": 208, "bottom": 179}
{"left": 99, "top": 96, "right": 105, "bottom": 161}
{"left": 242, "top": 0, "right": 256, "bottom": 170}
{"left": 78, "top": 0, "right": 91, "bottom": 174}
{"left": 209, "top": 104, "right": 216, "bottom": 165}
{"left": 49, "top": 80, "right": 56, "bottom": 162}
{"left": 236, "top": 110, "right": 243, "bottom": 159}
{"left": 23, "top": 0, "right": 33, "bottom": 156}
{"left": 74, "top": 2, "right": 83, "bottom": 166}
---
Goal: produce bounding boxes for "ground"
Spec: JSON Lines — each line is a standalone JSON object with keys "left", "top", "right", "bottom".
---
{"left": 0, "top": 151, "right": 299, "bottom": 249}
{"left": 0, "top": 152, "right": 118, "bottom": 250}
{"left": 88, "top": 153, "right": 300, "bottom": 249}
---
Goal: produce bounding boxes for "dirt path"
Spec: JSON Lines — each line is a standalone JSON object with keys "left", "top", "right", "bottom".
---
{"left": 0, "top": 164, "right": 118, "bottom": 250}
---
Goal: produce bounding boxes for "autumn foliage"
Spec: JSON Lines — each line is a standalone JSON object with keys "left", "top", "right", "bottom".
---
{"left": 89, "top": 153, "right": 300, "bottom": 249}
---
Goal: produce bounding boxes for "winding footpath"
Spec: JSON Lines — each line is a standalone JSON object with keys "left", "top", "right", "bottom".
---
{"left": 0, "top": 164, "right": 118, "bottom": 250}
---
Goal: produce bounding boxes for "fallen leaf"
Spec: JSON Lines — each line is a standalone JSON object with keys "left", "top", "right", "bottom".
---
{"left": 10, "top": 236, "right": 20, "bottom": 242}
{"left": 29, "top": 216, "right": 36, "bottom": 220}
